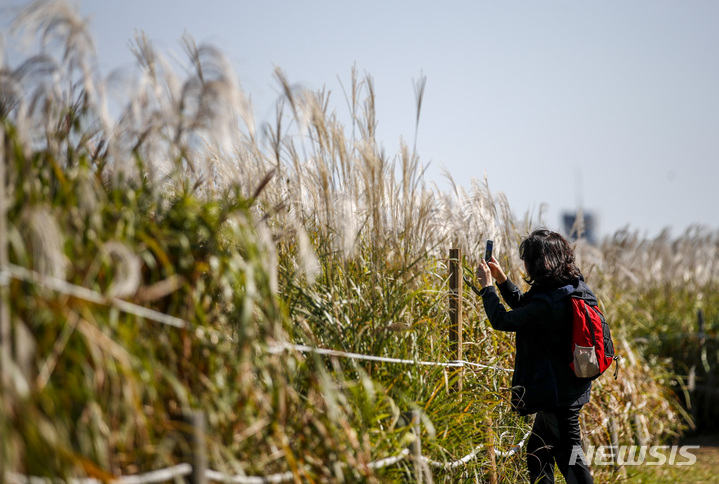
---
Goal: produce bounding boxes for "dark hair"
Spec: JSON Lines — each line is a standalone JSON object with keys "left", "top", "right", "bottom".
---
{"left": 519, "top": 228, "right": 581, "bottom": 287}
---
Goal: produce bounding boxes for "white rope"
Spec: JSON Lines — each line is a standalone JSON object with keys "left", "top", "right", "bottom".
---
{"left": 202, "top": 448, "right": 413, "bottom": 483}
{"left": 462, "top": 360, "right": 513, "bottom": 372}
{"left": 5, "top": 450, "right": 412, "bottom": 484}
{"left": 269, "top": 342, "right": 513, "bottom": 373}
{"left": 5, "top": 435, "right": 530, "bottom": 483}
{"left": 4, "top": 264, "right": 186, "bottom": 328}
{"left": 2, "top": 264, "right": 513, "bottom": 372}
{"left": 366, "top": 448, "right": 411, "bottom": 469}
{"left": 7, "top": 465, "right": 192, "bottom": 484}
{"left": 423, "top": 429, "right": 532, "bottom": 469}
{"left": 6, "top": 474, "right": 100, "bottom": 484}
{"left": 205, "top": 468, "right": 295, "bottom": 484}
{"left": 269, "top": 342, "right": 461, "bottom": 367}
{"left": 493, "top": 430, "right": 532, "bottom": 457}
{"left": 116, "top": 464, "right": 192, "bottom": 484}
{"left": 424, "top": 445, "right": 485, "bottom": 469}
{"left": 202, "top": 431, "right": 532, "bottom": 480}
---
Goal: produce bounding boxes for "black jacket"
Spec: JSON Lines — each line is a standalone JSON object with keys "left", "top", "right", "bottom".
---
{"left": 480, "top": 277, "right": 593, "bottom": 415}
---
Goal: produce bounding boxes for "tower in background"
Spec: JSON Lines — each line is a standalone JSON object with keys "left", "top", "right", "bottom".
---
{"left": 561, "top": 166, "right": 599, "bottom": 244}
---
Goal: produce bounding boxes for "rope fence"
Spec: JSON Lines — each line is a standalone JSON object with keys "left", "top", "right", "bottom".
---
{"left": 1, "top": 264, "right": 513, "bottom": 373}
{"left": 5, "top": 258, "right": 615, "bottom": 482}
{"left": 267, "top": 342, "right": 513, "bottom": 372}
{"left": 6, "top": 431, "right": 534, "bottom": 484}
{"left": 1, "top": 264, "right": 186, "bottom": 329}
{"left": 10, "top": 420, "right": 634, "bottom": 483}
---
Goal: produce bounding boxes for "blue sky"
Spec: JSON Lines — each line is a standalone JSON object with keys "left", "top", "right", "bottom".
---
{"left": 7, "top": 1, "right": 719, "bottom": 238}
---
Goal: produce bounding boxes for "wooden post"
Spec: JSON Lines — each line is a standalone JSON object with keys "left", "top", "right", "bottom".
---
{"left": 632, "top": 413, "right": 647, "bottom": 446}
{"left": 0, "top": 115, "right": 9, "bottom": 484}
{"left": 0, "top": 128, "right": 8, "bottom": 365}
{"left": 401, "top": 410, "right": 427, "bottom": 483}
{"left": 608, "top": 417, "right": 618, "bottom": 464}
{"left": 486, "top": 415, "right": 498, "bottom": 484}
{"left": 448, "top": 248, "right": 462, "bottom": 393}
{"left": 696, "top": 308, "right": 707, "bottom": 428}
{"left": 182, "top": 411, "right": 207, "bottom": 484}
{"left": 410, "top": 410, "right": 423, "bottom": 483}
{"left": 450, "top": 248, "right": 497, "bottom": 483}
{"left": 608, "top": 417, "right": 626, "bottom": 478}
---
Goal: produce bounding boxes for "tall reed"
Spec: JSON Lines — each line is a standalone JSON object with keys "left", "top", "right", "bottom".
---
{"left": 0, "top": 1, "right": 706, "bottom": 481}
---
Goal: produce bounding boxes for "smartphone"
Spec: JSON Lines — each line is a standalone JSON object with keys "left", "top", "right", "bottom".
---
{"left": 485, "top": 239, "right": 493, "bottom": 262}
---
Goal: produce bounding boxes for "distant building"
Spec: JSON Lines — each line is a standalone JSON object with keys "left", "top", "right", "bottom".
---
{"left": 562, "top": 211, "right": 597, "bottom": 245}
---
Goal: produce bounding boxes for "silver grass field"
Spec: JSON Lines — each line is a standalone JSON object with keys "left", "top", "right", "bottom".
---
{"left": 1, "top": 1, "right": 716, "bottom": 482}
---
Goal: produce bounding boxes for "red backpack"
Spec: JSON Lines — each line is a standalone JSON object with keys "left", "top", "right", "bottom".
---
{"left": 570, "top": 297, "right": 619, "bottom": 380}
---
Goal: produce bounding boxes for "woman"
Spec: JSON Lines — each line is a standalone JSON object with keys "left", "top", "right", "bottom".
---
{"left": 475, "top": 229, "right": 594, "bottom": 484}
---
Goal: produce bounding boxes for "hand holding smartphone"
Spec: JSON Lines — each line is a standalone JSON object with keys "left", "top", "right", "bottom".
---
{"left": 483, "top": 239, "right": 508, "bottom": 285}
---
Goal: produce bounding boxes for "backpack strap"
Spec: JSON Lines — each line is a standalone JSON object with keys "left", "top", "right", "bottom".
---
{"left": 613, "top": 355, "right": 620, "bottom": 380}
